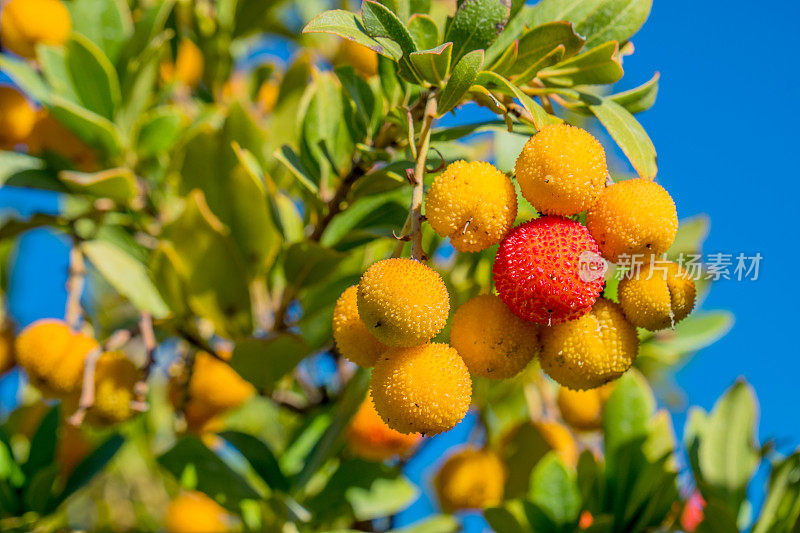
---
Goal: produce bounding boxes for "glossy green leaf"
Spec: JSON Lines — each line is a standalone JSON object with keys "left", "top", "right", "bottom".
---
{"left": 409, "top": 43, "right": 452, "bottom": 85}
{"left": 609, "top": 72, "right": 659, "bottom": 114}
{"left": 60, "top": 167, "right": 137, "bottom": 204}
{"left": 22, "top": 406, "right": 59, "bottom": 479}
{"left": 484, "top": 4, "right": 536, "bottom": 65}
{"left": 303, "top": 9, "right": 402, "bottom": 60}
{"left": 67, "top": 0, "right": 134, "bottom": 63}
{"left": 0, "top": 53, "right": 51, "bottom": 104}
{"left": 0, "top": 152, "right": 46, "bottom": 186}
{"left": 529, "top": 453, "right": 581, "bottom": 525}
{"left": 407, "top": 14, "right": 439, "bottom": 50}
{"left": 512, "top": 45, "right": 565, "bottom": 85}
{"left": 220, "top": 431, "right": 290, "bottom": 492}
{"left": 362, "top": 0, "right": 418, "bottom": 58}
{"left": 752, "top": 451, "right": 800, "bottom": 533}
{"left": 604, "top": 371, "right": 656, "bottom": 469}
{"left": 275, "top": 145, "right": 319, "bottom": 195}
{"left": 320, "top": 189, "right": 407, "bottom": 247}
{"left": 437, "top": 49, "right": 484, "bottom": 115}
{"left": 647, "top": 311, "right": 734, "bottom": 356}
{"left": 445, "top": 0, "right": 511, "bottom": 64}
{"left": 66, "top": 34, "right": 121, "bottom": 120}
{"left": 38, "top": 45, "right": 80, "bottom": 104}
{"left": 539, "top": 41, "right": 623, "bottom": 87}
{"left": 509, "top": 22, "right": 584, "bottom": 75}
{"left": 489, "top": 40, "right": 518, "bottom": 76}
{"left": 580, "top": 93, "right": 657, "bottom": 179}
{"left": 158, "top": 436, "right": 260, "bottom": 505}
{"left": 229, "top": 335, "right": 310, "bottom": 394}
{"left": 50, "top": 95, "right": 121, "bottom": 156}
{"left": 82, "top": 238, "right": 171, "bottom": 319}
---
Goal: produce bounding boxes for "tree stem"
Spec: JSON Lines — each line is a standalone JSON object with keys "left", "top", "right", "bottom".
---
{"left": 409, "top": 95, "right": 437, "bottom": 261}
{"left": 65, "top": 243, "right": 86, "bottom": 330}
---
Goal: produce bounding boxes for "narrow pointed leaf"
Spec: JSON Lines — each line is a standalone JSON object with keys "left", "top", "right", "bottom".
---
{"left": 437, "top": 49, "right": 484, "bottom": 115}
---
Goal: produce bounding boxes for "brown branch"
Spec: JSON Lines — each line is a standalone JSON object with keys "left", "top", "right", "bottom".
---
{"left": 64, "top": 244, "right": 86, "bottom": 330}
{"left": 309, "top": 163, "right": 368, "bottom": 242}
{"left": 132, "top": 313, "right": 157, "bottom": 410}
{"left": 408, "top": 95, "right": 437, "bottom": 261}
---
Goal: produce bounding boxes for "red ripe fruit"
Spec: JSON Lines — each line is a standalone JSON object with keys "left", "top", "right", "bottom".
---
{"left": 493, "top": 216, "right": 605, "bottom": 325}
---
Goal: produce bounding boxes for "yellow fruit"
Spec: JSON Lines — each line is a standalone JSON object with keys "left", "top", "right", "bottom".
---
{"left": 371, "top": 343, "right": 471, "bottom": 435}
{"left": 586, "top": 178, "right": 678, "bottom": 263}
{"left": 534, "top": 421, "right": 578, "bottom": 466}
{"left": 357, "top": 258, "right": 450, "bottom": 347}
{"left": 514, "top": 124, "right": 608, "bottom": 216}
{"left": 540, "top": 299, "right": 639, "bottom": 390}
{"left": 257, "top": 79, "right": 279, "bottom": 113}
{"left": 57, "top": 423, "right": 91, "bottom": 479}
{"left": 166, "top": 491, "right": 230, "bottom": 533}
{"left": 618, "top": 260, "right": 696, "bottom": 330}
{"left": 450, "top": 294, "right": 540, "bottom": 378}
{"left": 0, "top": 0, "right": 71, "bottom": 59}
{"left": 347, "top": 397, "right": 421, "bottom": 461}
{"left": 557, "top": 383, "right": 615, "bottom": 431}
{"left": 0, "top": 321, "right": 15, "bottom": 376}
{"left": 27, "top": 110, "right": 97, "bottom": 171}
{"left": 425, "top": 161, "right": 517, "bottom": 252}
{"left": 85, "top": 351, "right": 139, "bottom": 426}
{"left": 15, "top": 319, "right": 98, "bottom": 396}
{"left": 0, "top": 86, "right": 36, "bottom": 149}
{"left": 169, "top": 351, "right": 255, "bottom": 433}
{"left": 434, "top": 447, "right": 506, "bottom": 511}
{"left": 335, "top": 39, "right": 378, "bottom": 77}
{"left": 332, "top": 286, "right": 388, "bottom": 367}
{"left": 161, "top": 38, "right": 204, "bottom": 87}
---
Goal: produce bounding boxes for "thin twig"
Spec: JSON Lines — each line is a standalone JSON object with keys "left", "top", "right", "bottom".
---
{"left": 132, "top": 313, "right": 157, "bottom": 410}
{"left": 408, "top": 95, "right": 437, "bottom": 261}
{"left": 65, "top": 244, "right": 86, "bottom": 330}
{"left": 309, "top": 163, "right": 368, "bottom": 242}
{"left": 69, "top": 329, "right": 132, "bottom": 426}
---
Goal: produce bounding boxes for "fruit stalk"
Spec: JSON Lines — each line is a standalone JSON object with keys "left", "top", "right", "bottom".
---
{"left": 64, "top": 243, "right": 86, "bottom": 330}
{"left": 409, "top": 94, "right": 437, "bottom": 261}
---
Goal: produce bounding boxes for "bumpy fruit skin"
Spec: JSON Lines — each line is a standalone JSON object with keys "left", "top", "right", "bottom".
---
{"left": 87, "top": 351, "right": 140, "bottom": 426}
{"left": 27, "top": 111, "right": 97, "bottom": 171}
{"left": 515, "top": 124, "right": 608, "bottom": 216}
{"left": 534, "top": 421, "right": 578, "bottom": 466}
{"left": 586, "top": 178, "right": 678, "bottom": 262}
{"left": 166, "top": 491, "right": 229, "bottom": 533}
{"left": 332, "top": 286, "right": 388, "bottom": 367}
{"left": 425, "top": 161, "right": 517, "bottom": 252}
{"left": 450, "top": 294, "right": 540, "bottom": 378}
{"left": 540, "top": 299, "right": 639, "bottom": 390}
{"left": 0, "top": 0, "right": 71, "bottom": 59}
{"left": 161, "top": 38, "right": 204, "bottom": 87}
{"left": 618, "top": 260, "right": 696, "bottom": 330}
{"left": 169, "top": 351, "right": 255, "bottom": 433}
{"left": 434, "top": 447, "right": 506, "bottom": 511}
{"left": 357, "top": 259, "right": 450, "bottom": 347}
{"left": 347, "top": 397, "right": 421, "bottom": 461}
{"left": 557, "top": 383, "right": 614, "bottom": 431}
{"left": 335, "top": 39, "right": 378, "bottom": 77}
{"left": 0, "top": 321, "right": 15, "bottom": 376}
{"left": 15, "top": 319, "right": 98, "bottom": 396}
{"left": 493, "top": 216, "right": 604, "bottom": 325}
{"left": 0, "top": 86, "right": 36, "bottom": 149}
{"left": 370, "top": 343, "right": 471, "bottom": 435}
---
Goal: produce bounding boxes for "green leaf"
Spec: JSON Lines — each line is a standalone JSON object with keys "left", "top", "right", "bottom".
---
{"left": 320, "top": 189, "right": 407, "bottom": 247}
{"left": 409, "top": 43, "right": 452, "bottom": 85}
{"left": 22, "top": 406, "right": 59, "bottom": 478}
{"left": 667, "top": 214, "right": 709, "bottom": 259}
{"left": 303, "top": 9, "right": 402, "bottom": 60}
{"left": 284, "top": 241, "right": 347, "bottom": 290}
{"left": 67, "top": 0, "right": 134, "bottom": 64}
{"left": 60, "top": 167, "right": 137, "bottom": 204}
{"left": 407, "top": 14, "right": 439, "bottom": 50}
{"left": 0, "top": 152, "right": 46, "bottom": 186}
{"left": 604, "top": 371, "right": 655, "bottom": 469}
{"left": 220, "top": 431, "right": 290, "bottom": 492}
{"left": 539, "top": 41, "right": 623, "bottom": 87}
{"left": 437, "top": 49, "right": 484, "bottom": 115}
{"left": 159, "top": 190, "right": 252, "bottom": 337}
{"left": 509, "top": 22, "right": 584, "bottom": 76}
{"left": 347, "top": 469, "right": 417, "bottom": 520}
{"left": 158, "top": 436, "right": 260, "bottom": 505}
{"left": 609, "top": 72, "right": 659, "bottom": 114}
{"left": 24, "top": 465, "right": 58, "bottom": 514}
{"left": 0, "top": 54, "right": 51, "bottom": 104}
{"left": 335, "top": 66, "right": 379, "bottom": 136}
{"left": 645, "top": 311, "right": 734, "bottom": 358}
{"left": 752, "top": 451, "right": 800, "bottom": 533}
{"left": 57, "top": 434, "right": 124, "bottom": 504}
{"left": 500, "top": 422, "right": 555, "bottom": 499}
{"left": 136, "top": 107, "right": 184, "bottom": 157}
{"left": 696, "top": 496, "right": 740, "bottom": 533}
{"left": 275, "top": 145, "right": 319, "bottom": 195}
{"left": 445, "top": 0, "right": 511, "bottom": 64}
{"left": 50, "top": 96, "right": 122, "bottom": 156}
{"left": 362, "top": 0, "right": 419, "bottom": 58}
{"left": 391, "top": 515, "right": 458, "bottom": 533}
{"left": 485, "top": 506, "right": 527, "bottom": 533}
{"left": 580, "top": 94, "right": 657, "bottom": 179}
{"left": 82, "top": 238, "right": 170, "bottom": 318}
{"left": 512, "top": 45, "right": 565, "bottom": 85}
{"left": 229, "top": 335, "right": 310, "bottom": 394}
{"left": 695, "top": 380, "right": 760, "bottom": 514}
{"left": 529, "top": 453, "right": 582, "bottom": 525}
{"left": 483, "top": 4, "right": 536, "bottom": 66}
{"left": 38, "top": 45, "right": 80, "bottom": 104}
{"left": 65, "top": 34, "right": 121, "bottom": 120}
{"left": 473, "top": 71, "right": 557, "bottom": 130}
{"left": 489, "top": 39, "right": 518, "bottom": 76}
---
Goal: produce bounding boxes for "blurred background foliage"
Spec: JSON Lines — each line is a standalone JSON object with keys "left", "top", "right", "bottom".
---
{"left": 0, "top": 0, "right": 796, "bottom": 532}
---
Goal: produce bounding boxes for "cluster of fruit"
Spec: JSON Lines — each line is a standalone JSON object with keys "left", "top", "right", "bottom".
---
{"left": 334, "top": 123, "right": 696, "bottom": 441}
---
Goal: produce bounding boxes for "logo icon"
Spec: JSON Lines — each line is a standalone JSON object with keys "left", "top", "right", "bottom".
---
{"left": 578, "top": 251, "right": 609, "bottom": 283}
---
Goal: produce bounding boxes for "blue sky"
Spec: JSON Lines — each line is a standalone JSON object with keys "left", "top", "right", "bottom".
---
{"left": 1, "top": 0, "right": 799, "bottom": 529}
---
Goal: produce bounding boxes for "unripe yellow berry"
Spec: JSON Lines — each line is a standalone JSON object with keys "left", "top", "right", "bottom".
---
{"left": 534, "top": 421, "right": 579, "bottom": 466}
{"left": 332, "top": 286, "right": 388, "bottom": 367}
{"left": 169, "top": 351, "right": 255, "bottom": 433}
{"left": 335, "top": 39, "right": 378, "bottom": 77}
{"left": 557, "top": 383, "right": 615, "bottom": 431}
{"left": 434, "top": 447, "right": 506, "bottom": 511}
{"left": 425, "top": 161, "right": 517, "bottom": 252}
{"left": 0, "top": 0, "right": 71, "bottom": 59}
{"left": 540, "top": 299, "right": 639, "bottom": 390}
{"left": 371, "top": 343, "right": 471, "bottom": 435}
{"left": 0, "top": 86, "right": 36, "bottom": 149}
{"left": 514, "top": 124, "right": 608, "bottom": 216}
{"left": 347, "top": 397, "right": 421, "bottom": 461}
{"left": 450, "top": 294, "right": 540, "bottom": 378}
{"left": 357, "top": 258, "right": 450, "bottom": 347}
{"left": 86, "top": 351, "right": 140, "bottom": 426}
{"left": 166, "top": 491, "right": 230, "bottom": 533}
{"left": 161, "top": 38, "right": 204, "bottom": 88}
{"left": 618, "top": 260, "right": 696, "bottom": 331}
{"left": 586, "top": 178, "right": 678, "bottom": 263}
{"left": 15, "top": 319, "right": 98, "bottom": 396}
{"left": 257, "top": 79, "right": 279, "bottom": 113}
